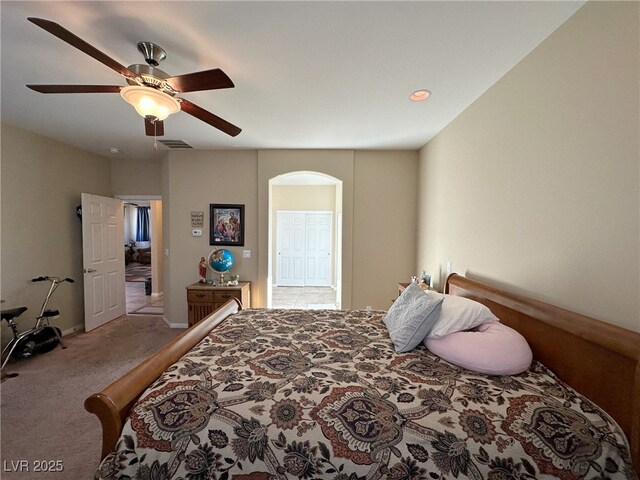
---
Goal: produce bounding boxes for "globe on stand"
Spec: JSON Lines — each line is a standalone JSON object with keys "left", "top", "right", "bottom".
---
{"left": 208, "top": 248, "right": 235, "bottom": 284}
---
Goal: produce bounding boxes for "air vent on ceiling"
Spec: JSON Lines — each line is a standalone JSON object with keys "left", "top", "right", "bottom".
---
{"left": 157, "top": 139, "right": 193, "bottom": 149}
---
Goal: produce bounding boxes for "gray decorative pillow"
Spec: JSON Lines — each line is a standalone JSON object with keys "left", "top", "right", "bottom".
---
{"left": 383, "top": 282, "right": 444, "bottom": 353}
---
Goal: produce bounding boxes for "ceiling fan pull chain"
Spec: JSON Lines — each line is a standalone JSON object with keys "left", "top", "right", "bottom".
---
{"left": 153, "top": 119, "right": 158, "bottom": 151}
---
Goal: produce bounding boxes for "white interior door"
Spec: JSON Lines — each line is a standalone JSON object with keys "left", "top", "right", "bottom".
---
{"left": 276, "top": 211, "right": 332, "bottom": 287}
{"left": 305, "top": 213, "right": 332, "bottom": 286}
{"left": 277, "top": 212, "right": 305, "bottom": 286}
{"left": 82, "top": 193, "right": 125, "bottom": 331}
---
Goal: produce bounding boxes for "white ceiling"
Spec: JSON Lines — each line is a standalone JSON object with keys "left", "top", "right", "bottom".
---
{"left": 1, "top": 1, "right": 584, "bottom": 160}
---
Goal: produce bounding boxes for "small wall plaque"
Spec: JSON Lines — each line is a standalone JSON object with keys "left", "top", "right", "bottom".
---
{"left": 191, "top": 211, "right": 204, "bottom": 228}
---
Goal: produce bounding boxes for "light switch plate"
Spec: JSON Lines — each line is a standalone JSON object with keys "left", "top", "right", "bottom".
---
{"left": 192, "top": 229, "right": 202, "bottom": 237}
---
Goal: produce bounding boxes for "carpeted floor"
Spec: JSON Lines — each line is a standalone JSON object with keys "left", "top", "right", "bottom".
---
{"left": 0, "top": 315, "right": 183, "bottom": 479}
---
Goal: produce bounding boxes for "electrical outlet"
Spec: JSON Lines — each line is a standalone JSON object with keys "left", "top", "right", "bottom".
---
{"left": 243, "top": 250, "right": 251, "bottom": 258}
{"left": 446, "top": 260, "right": 452, "bottom": 274}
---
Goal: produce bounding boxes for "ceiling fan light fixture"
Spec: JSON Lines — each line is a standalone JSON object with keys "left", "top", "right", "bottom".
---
{"left": 120, "top": 85, "right": 180, "bottom": 121}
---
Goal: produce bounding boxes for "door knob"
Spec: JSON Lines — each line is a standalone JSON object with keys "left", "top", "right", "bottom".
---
{"left": 84, "top": 268, "right": 97, "bottom": 273}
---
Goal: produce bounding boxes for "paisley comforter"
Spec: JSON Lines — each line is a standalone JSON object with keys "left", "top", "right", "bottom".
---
{"left": 95, "top": 309, "right": 636, "bottom": 480}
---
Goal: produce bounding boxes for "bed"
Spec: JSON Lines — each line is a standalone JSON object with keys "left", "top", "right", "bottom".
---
{"left": 86, "top": 273, "right": 640, "bottom": 479}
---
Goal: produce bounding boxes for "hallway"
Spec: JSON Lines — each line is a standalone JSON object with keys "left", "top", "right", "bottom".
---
{"left": 126, "top": 282, "right": 163, "bottom": 315}
{"left": 272, "top": 286, "right": 337, "bottom": 309}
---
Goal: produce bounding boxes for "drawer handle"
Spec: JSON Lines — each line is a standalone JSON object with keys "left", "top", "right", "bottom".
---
{"left": 220, "top": 294, "right": 232, "bottom": 298}
{"left": 195, "top": 294, "right": 206, "bottom": 298}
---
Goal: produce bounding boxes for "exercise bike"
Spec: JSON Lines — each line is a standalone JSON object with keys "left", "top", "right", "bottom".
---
{"left": 1, "top": 276, "right": 73, "bottom": 373}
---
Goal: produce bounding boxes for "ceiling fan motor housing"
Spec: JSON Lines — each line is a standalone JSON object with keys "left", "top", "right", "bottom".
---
{"left": 137, "top": 42, "right": 166, "bottom": 66}
{"left": 125, "top": 64, "right": 171, "bottom": 89}
{"left": 24, "top": 17, "right": 241, "bottom": 137}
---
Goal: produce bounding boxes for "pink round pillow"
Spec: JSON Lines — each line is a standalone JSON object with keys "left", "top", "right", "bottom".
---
{"left": 424, "top": 322, "right": 532, "bottom": 375}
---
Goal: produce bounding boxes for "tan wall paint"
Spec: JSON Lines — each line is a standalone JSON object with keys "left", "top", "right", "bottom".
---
{"left": 150, "top": 199, "right": 163, "bottom": 295}
{"left": 1, "top": 124, "right": 112, "bottom": 345}
{"left": 163, "top": 150, "right": 259, "bottom": 326}
{"left": 272, "top": 185, "right": 336, "bottom": 211}
{"left": 353, "top": 151, "right": 418, "bottom": 310}
{"left": 110, "top": 157, "right": 161, "bottom": 196}
{"left": 416, "top": 1, "right": 639, "bottom": 331}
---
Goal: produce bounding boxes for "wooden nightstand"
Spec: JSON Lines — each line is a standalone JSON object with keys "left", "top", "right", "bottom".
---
{"left": 186, "top": 282, "right": 251, "bottom": 327}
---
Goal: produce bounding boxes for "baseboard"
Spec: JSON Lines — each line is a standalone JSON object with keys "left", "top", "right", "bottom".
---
{"left": 162, "top": 316, "right": 187, "bottom": 329}
{"left": 62, "top": 324, "right": 84, "bottom": 336}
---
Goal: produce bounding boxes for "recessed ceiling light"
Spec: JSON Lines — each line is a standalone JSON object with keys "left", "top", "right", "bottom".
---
{"left": 410, "top": 90, "right": 431, "bottom": 102}
{"left": 108, "top": 147, "right": 121, "bottom": 155}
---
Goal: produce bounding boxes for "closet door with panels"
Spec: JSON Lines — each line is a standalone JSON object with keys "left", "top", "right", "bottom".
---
{"left": 276, "top": 211, "right": 332, "bottom": 286}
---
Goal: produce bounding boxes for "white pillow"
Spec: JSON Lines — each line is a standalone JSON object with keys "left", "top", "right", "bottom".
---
{"left": 383, "top": 282, "right": 443, "bottom": 353}
{"left": 424, "top": 322, "right": 532, "bottom": 375}
{"left": 424, "top": 292, "right": 498, "bottom": 339}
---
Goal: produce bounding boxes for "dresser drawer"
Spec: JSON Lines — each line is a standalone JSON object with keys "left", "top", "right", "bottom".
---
{"left": 186, "top": 282, "right": 251, "bottom": 327}
{"left": 214, "top": 290, "right": 241, "bottom": 303}
{"left": 187, "top": 290, "right": 214, "bottom": 303}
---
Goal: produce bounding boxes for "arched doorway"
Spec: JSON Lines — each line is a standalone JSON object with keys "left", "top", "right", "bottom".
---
{"left": 268, "top": 171, "right": 342, "bottom": 309}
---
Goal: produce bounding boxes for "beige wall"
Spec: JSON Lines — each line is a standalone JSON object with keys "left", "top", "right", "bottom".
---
{"left": 353, "top": 151, "right": 419, "bottom": 309}
{"left": 416, "top": 1, "right": 639, "bottom": 332}
{"left": 163, "top": 150, "right": 259, "bottom": 326}
{"left": 110, "top": 157, "right": 161, "bottom": 196}
{"left": 272, "top": 185, "right": 336, "bottom": 211}
{"left": 1, "top": 124, "right": 112, "bottom": 345}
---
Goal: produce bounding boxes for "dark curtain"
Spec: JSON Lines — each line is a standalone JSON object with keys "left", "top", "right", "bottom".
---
{"left": 136, "top": 207, "right": 150, "bottom": 242}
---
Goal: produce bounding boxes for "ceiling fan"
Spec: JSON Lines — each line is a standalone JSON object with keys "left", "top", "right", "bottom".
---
{"left": 25, "top": 17, "right": 241, "bottom": 138}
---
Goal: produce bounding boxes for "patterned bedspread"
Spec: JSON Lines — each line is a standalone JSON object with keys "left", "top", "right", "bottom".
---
{"left": 95, "top": 309, "right": 635, "bottom": 480}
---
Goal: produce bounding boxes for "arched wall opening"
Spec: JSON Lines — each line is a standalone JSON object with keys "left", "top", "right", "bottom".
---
{"left": 268, "top": 171, "right": 343, "bottom": 308}
{"left": 256, "top": 149, "right": 354, "bottom": 310}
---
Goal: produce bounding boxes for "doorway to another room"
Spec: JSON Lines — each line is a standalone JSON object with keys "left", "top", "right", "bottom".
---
{"left": 121, "top": 197, "right": 164, "bottom": 316}
{"left": 269, "top": 172, "right": 342, "bottom": 309}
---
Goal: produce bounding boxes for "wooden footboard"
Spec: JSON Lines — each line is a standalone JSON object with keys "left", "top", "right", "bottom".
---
{"left": 84, "top": 299, "right": 241, "bottom": 460}
{"left": 445, "top": 273, "right": 640, "bottom": 472}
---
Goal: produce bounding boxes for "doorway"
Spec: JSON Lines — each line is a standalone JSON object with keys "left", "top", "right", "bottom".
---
{"left": 118, "top": 196, "right": 164, "bottom": 316}
{"left": 268, "top": 172, "right": 342, "bottom": 309}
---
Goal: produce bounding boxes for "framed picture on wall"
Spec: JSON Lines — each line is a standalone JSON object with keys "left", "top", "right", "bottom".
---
{"left": 210, "top": 204, "right": 245, "bottom": 246}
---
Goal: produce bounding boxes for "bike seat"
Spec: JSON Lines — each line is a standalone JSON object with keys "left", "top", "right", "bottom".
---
{"left": 41, "top": 309, "right": 59, "bottom": 318}
{"left": 1, "top": 306, "right": 27, "bottom": 321}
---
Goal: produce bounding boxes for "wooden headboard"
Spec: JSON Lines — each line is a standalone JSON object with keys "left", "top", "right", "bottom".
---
{"left": 445, "top": 273, "right": 640, "bottom": 471}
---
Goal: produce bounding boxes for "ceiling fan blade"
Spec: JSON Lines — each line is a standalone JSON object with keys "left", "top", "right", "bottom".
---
{"left": 166, "top": 68, "right": 234, "bottom": 93}
{"left": 145, "top": 118, "right": 164, "bottom": 137}
{"left": 27, "top": 85, "right": 122, "bottom": 94}
{"left": 179, "top": 98, "right": 241, "bottom": 137}
{"left": 28, "top": 18, "right": 137, "bottom": 81}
